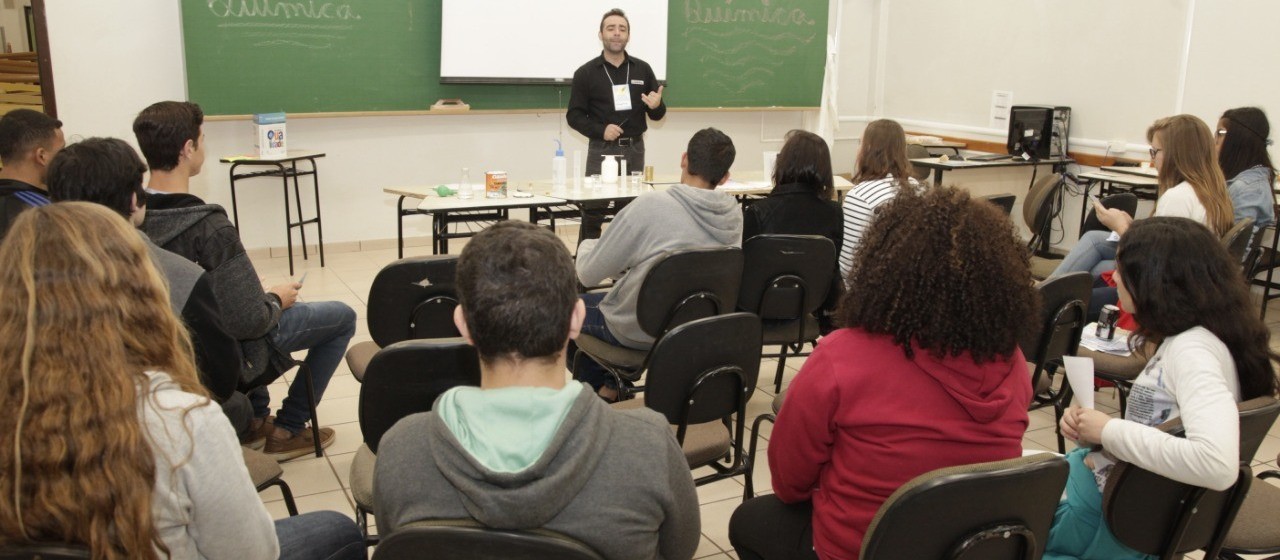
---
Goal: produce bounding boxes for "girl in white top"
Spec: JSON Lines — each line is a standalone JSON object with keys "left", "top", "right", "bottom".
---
{"left": 0, "top": 203, "right": 361, "bottom": 559}
{"left": 1046, "top": 216, "right": 1279, "bottom": 560}
{"left": 839, "top": 118, "right": 921, "bottom": 279}
{"left": 1050, "top": 114, "right": 1235, "bottom": 278}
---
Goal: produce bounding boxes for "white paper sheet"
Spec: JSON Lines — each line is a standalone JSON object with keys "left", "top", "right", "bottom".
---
{"left": 1062, "top": 355, "right": 1095, "bottom": 409}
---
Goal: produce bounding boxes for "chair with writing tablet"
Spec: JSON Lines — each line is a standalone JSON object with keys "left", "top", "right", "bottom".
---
{"left": 344, "top": 255, "right": 461, "bottom": 383}
{"left": 572, "top": 246, "right": 743, "bottom": 399}
{"left": 1018, "top": 271, "right": 1090, "bottom": 453}
{"left": 349, "top": 339, "right": 482, "bottom": 545}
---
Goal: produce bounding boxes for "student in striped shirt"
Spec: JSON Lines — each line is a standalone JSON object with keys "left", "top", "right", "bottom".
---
{"left": 838, "top": 119, "right": 920, "bottom": 280}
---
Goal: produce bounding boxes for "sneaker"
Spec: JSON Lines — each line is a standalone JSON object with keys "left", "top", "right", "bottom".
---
{"left": 264, "top": 425, "right": 335, "bottom": 462}
{"left": 240, "top": 415, "right": 275, "bottom": 451}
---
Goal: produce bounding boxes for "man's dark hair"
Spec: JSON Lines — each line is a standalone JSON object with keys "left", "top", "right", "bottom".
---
{"left": 47, "top": 137, "right": 148, "bottom": 219}
{"left": 0, "top": 109, "right": 62, "bottom": 164}
{"left": 599, "top": 8, "right": 629, "bottom": 32}
{"left": 133, "top": 101, "right": 204, "bottom": 172}
{"left": 456, "top": 221, "right": 578, "bottom": 362}
{"left": 686, "top": 127, "right": 735, "bottom": 186}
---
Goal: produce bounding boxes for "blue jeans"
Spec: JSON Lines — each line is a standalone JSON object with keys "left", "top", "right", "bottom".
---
{"left": 1051, "top": 230, "right": 1118, "bottom": 278}
{"left": 250, "top": 300, "right": 357, "bottom": 434}
{"left": 276, "top": 511, "right": 366, "bottom": 560}
{"left": 567, "top": 292, "right": 626, "bottom": 392}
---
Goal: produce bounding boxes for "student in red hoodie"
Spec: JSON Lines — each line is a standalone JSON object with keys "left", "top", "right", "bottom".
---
{"left": 730, "top": 186, "right": 1038, "bottom": 560}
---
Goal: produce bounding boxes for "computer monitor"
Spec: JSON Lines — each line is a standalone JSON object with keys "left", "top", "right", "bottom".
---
{"left": 1007, "top": 105, "right": 1070, "bottom": 160}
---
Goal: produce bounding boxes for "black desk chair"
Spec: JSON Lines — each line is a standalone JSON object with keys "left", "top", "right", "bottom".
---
{"left": 344, "top": 255, "right": 461, "bottom": 382}
{"left": 349, "top": 339, "right": 482, "bottom": 545}
{"left": 616, "top": 313, "right": 761, "bottom": 487}
{"left": 982, "top": 193, "right": 1017, "bottom": 215}
{"left": 1102, "top": 397, "right": 1280, "bottom": 560}
{"left": 373, "top": 521, "right": 604, "bottom": 560}
{"left": 1018, "top": 272, "right": 1090, "bottom": 452}
{"left": 859, "top": 454, "right": 1069, "bottom": 560}
{"left": 738, "top": 235, "right": 835, "bottom": 393}
{"left": 1224, "top": 217, "right": 1257, "bottom": 265}
{"left": 573, "top": 247, "right": 743, "bottom": 398}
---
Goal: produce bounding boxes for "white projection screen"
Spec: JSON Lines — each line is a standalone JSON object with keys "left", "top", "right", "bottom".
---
{"left": 440, "top": 1, "right": 668, "bottom": 84}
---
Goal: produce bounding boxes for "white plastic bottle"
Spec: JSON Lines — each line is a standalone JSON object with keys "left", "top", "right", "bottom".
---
{"left": 551, "top": 140, "right": 566, "bottom": 189}
{"left": 601, "top": 155, "right": 619, "bottom": 183}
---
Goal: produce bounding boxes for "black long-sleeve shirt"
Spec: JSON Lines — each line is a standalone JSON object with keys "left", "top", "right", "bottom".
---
{"left": 566, "top": 52, "right": 666, "bottom": 141}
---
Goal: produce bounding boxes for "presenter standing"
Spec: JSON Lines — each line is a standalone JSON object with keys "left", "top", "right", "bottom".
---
{"left": 567, "top": 7, "right": 666, "bottom": 242}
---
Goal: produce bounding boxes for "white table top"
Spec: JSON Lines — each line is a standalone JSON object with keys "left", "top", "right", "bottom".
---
{"left": 383, "top": 184, "right": 566, "bottom": 211}
{"left": 1101, "top": 165, "right": 1159, "bottom": 178}
{"left": 1078, "top": 170, "right": 1159, "bottom": 187}
{"left": 220, "top": 150, "right": 326, "bottom": 163}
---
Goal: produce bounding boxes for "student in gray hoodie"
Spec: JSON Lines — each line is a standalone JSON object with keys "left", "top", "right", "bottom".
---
{"left": 570, "top": 127, "right": 743, "bottom": 400}
{"left": 374, "top": 221, "right": 700, "bottom": 560}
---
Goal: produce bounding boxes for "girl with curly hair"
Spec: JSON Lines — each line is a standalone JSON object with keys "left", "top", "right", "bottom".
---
{"left": 1049, "top": 217, "right": 1279, "bottom": 560}
{"left": 730, "top": 187, "right": 1039, "bottom": 560}
{"left": 0, "top": 203, "right": 362, "bottom": 559}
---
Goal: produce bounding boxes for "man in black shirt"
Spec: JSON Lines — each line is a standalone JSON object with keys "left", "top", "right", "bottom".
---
{"left": 0, "top": 109, "right": 63, "bottom": 240}
{"left": 566, "top": 8, "right": 666, "bottom": 242}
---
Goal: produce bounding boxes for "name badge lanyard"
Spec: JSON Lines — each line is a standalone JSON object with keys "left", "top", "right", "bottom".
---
{"left": 604, "top": 63, "right": 632, "bottom": 112}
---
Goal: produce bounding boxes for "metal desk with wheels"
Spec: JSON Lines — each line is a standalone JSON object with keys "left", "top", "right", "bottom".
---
{"left": 220, "top": 151, "right": 326, "bottom": 275}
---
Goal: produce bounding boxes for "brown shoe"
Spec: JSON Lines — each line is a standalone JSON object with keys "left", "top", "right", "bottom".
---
{"left": 264, "top": 425, "right": 335, "bottom": 462}
{"left": 240, "top": 415, "right": 274, "bottom": 451}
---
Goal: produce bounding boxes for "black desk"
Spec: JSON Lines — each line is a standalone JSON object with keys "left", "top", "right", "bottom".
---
{"left": 220, "top": 151, "right": 326, "bottom": 276}
{"left": 909, "top": 156, "right": 1074, "bottom": 187}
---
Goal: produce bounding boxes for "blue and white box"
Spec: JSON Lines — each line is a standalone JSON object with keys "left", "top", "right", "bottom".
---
{"left": 253, "top": 112, "right": 287, "bottom": 158}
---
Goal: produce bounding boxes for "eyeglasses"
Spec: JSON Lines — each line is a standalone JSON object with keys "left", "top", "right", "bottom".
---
{"left": 1217, "top": 129, "right": 1229, "bottom": 138}
{"left": 1149, "top": 147, "right": 1163, "bottom": 159}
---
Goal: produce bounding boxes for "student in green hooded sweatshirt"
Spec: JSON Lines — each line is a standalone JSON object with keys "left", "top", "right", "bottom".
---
{"left": 373, "top": 220, "right": 700, "bottom": 560}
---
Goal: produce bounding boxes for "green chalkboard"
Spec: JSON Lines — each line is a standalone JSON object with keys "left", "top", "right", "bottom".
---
{"left": 183, "top": 0, "right": 827, "bottom": 115}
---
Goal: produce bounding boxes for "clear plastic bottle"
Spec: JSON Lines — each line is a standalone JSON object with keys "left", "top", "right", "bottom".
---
{"left": 458, "top": 167, "right": 472, "bottom": 199}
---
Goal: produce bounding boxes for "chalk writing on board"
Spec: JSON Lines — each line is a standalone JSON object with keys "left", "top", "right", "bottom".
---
{"left": 208, "top": 0, "right": 362, "bottom": 48}
{"left": 681, "top": 0, "right": 818, "bottom": 102}
{"left": 207, "top": 0, "right": 363, "bottom": 21}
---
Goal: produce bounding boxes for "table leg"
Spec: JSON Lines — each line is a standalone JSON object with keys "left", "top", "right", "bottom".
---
{"left": 397, "top": 196, "right": 407, "bottom": 259}
{"left": 933, "top": 169, "right": 945, "bottom": 187}
{"left": 309, "top": 158, "right": 325, "bottom": 267}
{"left": 290, "top": 162, "right": 308, "bottom": 262}
{"left": 229, "top": 165, "right": 242, "bottom": 229}
{"left": 1080, "top": 180, "right": 1096, "bottom": 232}
{"left": 434, "top": 212, "right": 447, "bottom": 255}
{"left": 281, "top": 166, "right": 295, "bottom": 276}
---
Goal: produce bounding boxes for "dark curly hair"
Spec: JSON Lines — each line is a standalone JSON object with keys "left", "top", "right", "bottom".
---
{"left": 1117, "top": 217, "right": 1279, "bottom": 399}
{"left": 838, "top": 186, "right": 1040, "bottom": 362}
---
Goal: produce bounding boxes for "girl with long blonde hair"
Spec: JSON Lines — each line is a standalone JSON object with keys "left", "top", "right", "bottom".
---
{"left": 1051, "top": 114, "right": 1233, "bottom": 278}
{"left": 0, "top": 202, "right": 364, "bottom": 560}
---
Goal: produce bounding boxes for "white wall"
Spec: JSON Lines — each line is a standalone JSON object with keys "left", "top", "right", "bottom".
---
{"left": 39, "top": 0, "right": 1280, "bottom": 250}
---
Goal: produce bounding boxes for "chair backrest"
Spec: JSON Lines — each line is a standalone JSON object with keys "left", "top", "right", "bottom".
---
{"left": 636, "top": 247, "right": 744, "bottom": 339}
{"left": 860, "top": 454, "right": 1069, "bottom": 560}
{"left": 1080, "top": 192, "right": 1139, "bottom": 235}
{"left": 1022, "top": 174, "right": 1066, "bottom": 248}
{"left": 1223, "top": 217, "right": 1257, "bottom": 263}
{"left": 737, "top": 235, "right": 835, "bottom": 322}
{"left": 1019, "top": 272, "right": 1091, "bottom": 369}
{"left": 906, "top": 144, "right": 932, "bottom": 182}
{"left": 1102, "top": 398, "right": 1280, "bottom": 558}
{"left": 645, "top": 313, "right": 762, "bottom": 430}
{"left": 358, "top": 339, "right": 481, "bottom": 452}
{"left": 366, "top": 255, "right": 462, "bottom": 348}
{"left": 372, "top": 521, "right": 604, "bottom": 560}
{"left": 0, "top": 545, "right": 91, "bottom": 559}
{"left": 982, "top": 193, "right": 1017, "bottom": 215}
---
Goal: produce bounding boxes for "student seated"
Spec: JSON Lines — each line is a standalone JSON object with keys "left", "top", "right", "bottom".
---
{"left": 838, "top": 118, "right": 920, "bottom": 280}
{"left": 742, "top": 129, "right": 843, "bottom": 329}
{"left": 46, "top": 137, "right": 253, "bottom": 435}
{"left": 1216, "top": 107, "right": 1276, "bottom": 235}
{"left": 569, "top": 127, "right": 743, "bottom": 401}
{"left": 730, "top": 187, "right": 1037, "bottom": 560}
{"left": 1052, "top": 114, "right": 1233, "bottom": 280}
{"left": 0, "top": 202, "right": 364, "bottom": 560}
{"left": 0, "top": 108, "right": 63, "bottom": 239}
{"left": 373, "top": 221, "right": 700, "bottom": 560}
{"left": 134, "top": 101, "right": 356, "bottom": 460}
{"left": 1047, "top": 217, "right": 1280, "bottom": 560}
